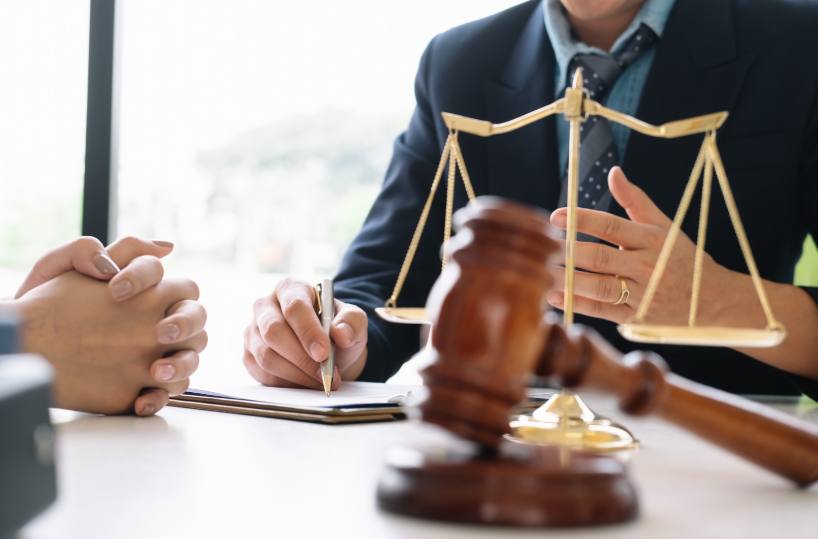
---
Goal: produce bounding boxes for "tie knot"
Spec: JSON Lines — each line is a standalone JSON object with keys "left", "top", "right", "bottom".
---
{"left": 567, "top": 23, "right": 658, "bottom": 101}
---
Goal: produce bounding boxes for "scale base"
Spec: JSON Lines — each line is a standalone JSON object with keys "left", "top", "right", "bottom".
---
{"left": 508, "top": 393, "right": 638, "bottom": 452}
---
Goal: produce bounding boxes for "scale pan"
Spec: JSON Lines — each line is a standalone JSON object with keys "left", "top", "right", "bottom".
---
{"left": 375, "top": 307, "right": 432, "bottom": 325}
{"left": 617, "top": 324, "right": 787, "bottom": 348}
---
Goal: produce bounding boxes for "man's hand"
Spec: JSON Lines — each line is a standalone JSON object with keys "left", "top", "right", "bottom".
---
{"left": 13, "top": 237, "right": 207, "bottom": 416}
{"left": 546, "top": 167, "right": 735, "bottom": 326}
{"left": 244, "top": 278, "right": 368, "bottom": 390}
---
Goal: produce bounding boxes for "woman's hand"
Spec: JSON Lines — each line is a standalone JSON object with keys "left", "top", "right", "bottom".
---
{"left": 15, "top": 236, "right": 174, "bottom": 302}
{"left": 12, "top": 236, "right": 207, "bottom": 416}
{"left": 17, "top": 270, "right": 207, "bottom": 415}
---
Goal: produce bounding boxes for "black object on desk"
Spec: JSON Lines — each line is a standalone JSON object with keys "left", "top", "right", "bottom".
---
{"left": 0, "top": 314, "right": 57, "bottom": 538}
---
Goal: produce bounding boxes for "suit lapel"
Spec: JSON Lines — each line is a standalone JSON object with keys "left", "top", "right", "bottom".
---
{"left": 483, "top": 2, "right": 562, "bottom": 210}
{"left": 618, "top": 0, "right": 754, "bottom": 220}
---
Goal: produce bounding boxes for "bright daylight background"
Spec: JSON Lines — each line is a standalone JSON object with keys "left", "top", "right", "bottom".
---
{"left": 2, "top": 1, "right": 818, "bottom": 385}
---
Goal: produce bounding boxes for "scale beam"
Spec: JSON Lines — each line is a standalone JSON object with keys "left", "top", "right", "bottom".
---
{"left": 442, "top": 99, "right": 566, "bottom": 137}
{"left": 441, "top": 99, "right": 728, "bottom": 140}
{"left": 588, "top": 103, "right": 727, "bottom": 139}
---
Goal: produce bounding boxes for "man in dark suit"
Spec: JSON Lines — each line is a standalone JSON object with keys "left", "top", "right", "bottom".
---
{"left": 242, "top": 0, "right": 818, "bottom": 398}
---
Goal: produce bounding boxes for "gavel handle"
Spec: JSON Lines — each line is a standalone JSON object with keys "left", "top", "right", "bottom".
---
{"left": 652, "top": 372, "right": 818, "bottom": 487}
{"left": 581, "top": 350, "right": 818, "bottom": 487}
{"left": 655, "top": 376, "right": 818, "bottom": 486}
{"left": 541, "top": 323, "right": 818, "bottom": 487}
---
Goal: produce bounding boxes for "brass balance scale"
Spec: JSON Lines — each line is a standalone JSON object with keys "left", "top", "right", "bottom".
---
{"left": 375, "top": 69, "right": 787, "bottom": 451}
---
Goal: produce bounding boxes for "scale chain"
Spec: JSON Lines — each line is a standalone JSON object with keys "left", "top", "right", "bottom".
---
{"left": 635, "top": 135, "right": 709, "bottom": 323}
{"left": 707, "top": 137, "right": 779, "bottom": 329}
{"left": 689, "top": 149, "right": 713, "bottom": 327}
{"left": 452, "top": 136, "right": 477, "bottom": 201}
{"left": 386, "top": 135, "right": 453, "bottom": 309}
{"left": 386, "top": 132, "right": 477, "bottom": 310}
{"left": 442, "top": 135, "right": 458, "bottom": 269}
{"left": 635, "top": 132, "right": 780, "bottom": 330}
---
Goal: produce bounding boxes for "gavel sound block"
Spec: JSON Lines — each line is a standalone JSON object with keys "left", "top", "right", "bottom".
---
{"left": 376, "top": 197, "right": 818, "bottom": 527}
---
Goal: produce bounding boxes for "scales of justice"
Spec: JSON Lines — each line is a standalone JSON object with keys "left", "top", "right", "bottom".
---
{"left": 374, "top": 68, "right": 787, "bottom": 451}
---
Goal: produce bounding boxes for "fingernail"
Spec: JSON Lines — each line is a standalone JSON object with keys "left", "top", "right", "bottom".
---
{"left": 550, "top": 213, "right": 567, "bottom": 227}
{"left": 157, "top": 324, "right": 180, "bottom": 343}
{"left": 111, "top": 279, "right": 133, "bottom": 299}
{"left": 547, "top": 292, "right": 563, "bottom": 305}
{"left": 151, "top": 239, "right": 174, "bottom": 248}
{"left": 140, "top": 404, "right": 155, "bottom": 416}
{"left": 310, "top": 342, "right": 326, "bottom": 361}
{"left": 337, "top": 322, "right": 354, "bottom": 342}
{"left": 93, "top": 254, "right": 119, "bottom": 275}
{"left": 154, "top": 364, "right": 175, "bottom": 381}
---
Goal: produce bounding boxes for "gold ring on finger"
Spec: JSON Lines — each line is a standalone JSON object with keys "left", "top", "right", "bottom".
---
{"left": 611, "top": 275, "right": 630, "bottom": 306}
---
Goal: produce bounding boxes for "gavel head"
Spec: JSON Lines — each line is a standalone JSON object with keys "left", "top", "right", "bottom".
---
{"left": 416, "top": 197, "right": 561, "bottom": 446}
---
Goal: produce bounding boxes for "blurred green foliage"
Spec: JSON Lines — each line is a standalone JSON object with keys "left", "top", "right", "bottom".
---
{"left": 196, "top": 110, "right": 408, "bottom": 273}
{"left": 199, "top": 110, "right": 407, "bottom": 195}
{"left": 795, "top": 236, "right": 818, "bottom": 287}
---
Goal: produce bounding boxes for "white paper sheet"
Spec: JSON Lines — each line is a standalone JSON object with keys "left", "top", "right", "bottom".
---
{"left": 190, "top": 371, "right": 421, "bottom": 407}
{"left": 189, "top": 369, "right": 553, "bottom": 409}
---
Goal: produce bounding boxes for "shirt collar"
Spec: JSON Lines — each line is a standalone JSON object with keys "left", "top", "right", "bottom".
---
{"left": 544, "top": 0, "right": 677, "bottom": 91}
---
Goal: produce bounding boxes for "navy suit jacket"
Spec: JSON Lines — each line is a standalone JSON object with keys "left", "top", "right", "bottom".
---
{"left": 335, "top": 0, "right": 818, "bottom": 398}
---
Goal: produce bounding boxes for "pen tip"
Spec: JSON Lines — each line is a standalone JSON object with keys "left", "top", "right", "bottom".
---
{"left": 326, "top": 392, "right": 330, "bottom": 397}
{"left": 322, "top": 374, "right": 332, "bottom": 397}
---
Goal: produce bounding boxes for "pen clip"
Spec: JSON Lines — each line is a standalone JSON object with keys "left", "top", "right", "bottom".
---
{"left": 314, "top": 283, "right": 323, "bottom": 317}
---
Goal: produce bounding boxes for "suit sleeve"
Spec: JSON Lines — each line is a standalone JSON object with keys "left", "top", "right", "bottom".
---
{"left": 334, "top": 36, "right": 450, "bottom": 382}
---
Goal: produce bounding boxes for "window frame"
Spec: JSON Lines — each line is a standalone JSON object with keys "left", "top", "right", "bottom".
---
{"left": 82, "top": 0, "right": 122, "bottom": 244}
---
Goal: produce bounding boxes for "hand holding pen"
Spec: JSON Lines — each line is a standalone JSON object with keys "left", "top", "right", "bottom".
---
{"left": 243, "top": 278, "right": 369, "bottom": 391}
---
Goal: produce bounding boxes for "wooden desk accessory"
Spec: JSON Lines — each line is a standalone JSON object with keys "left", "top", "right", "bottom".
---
{"left": 377, "top": 197, "right": 818, "bottom": 528}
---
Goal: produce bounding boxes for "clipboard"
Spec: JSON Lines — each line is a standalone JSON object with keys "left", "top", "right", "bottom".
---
{"left": 168, "top": 388, "right": 555, "bottom": 425}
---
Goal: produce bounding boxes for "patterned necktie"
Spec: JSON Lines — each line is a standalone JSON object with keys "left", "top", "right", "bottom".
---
{"left": 558, "top": 23, "right": 658, "bottom": 213}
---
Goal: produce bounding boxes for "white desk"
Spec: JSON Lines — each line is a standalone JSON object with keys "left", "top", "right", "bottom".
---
{"left": 18, "top": 393, "right": 818, "bottom": 539}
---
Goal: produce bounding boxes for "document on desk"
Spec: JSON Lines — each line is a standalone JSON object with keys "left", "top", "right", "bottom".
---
{"left": 187, "top": 380, "right": 419, "bottom": 409}
{"left": 169, "top": 370, "right": 554, "bottom": 424}
{"left": 169, "top": 371, "right": 419, "bottom": 423}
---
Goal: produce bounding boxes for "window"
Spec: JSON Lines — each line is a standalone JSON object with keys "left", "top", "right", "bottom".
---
{"left": 0, "top": 1, "right": 89, "bottom": 295}
{"left": 117, "top": 1, "right": 524, "bottom": 376}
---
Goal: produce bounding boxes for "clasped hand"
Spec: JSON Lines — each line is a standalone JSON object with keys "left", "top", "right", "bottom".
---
{"left": 546, "top": 167, "right": 732, "bottom": 326}
{"left": 14, "top": 236, "right": 207, "bottom": 416}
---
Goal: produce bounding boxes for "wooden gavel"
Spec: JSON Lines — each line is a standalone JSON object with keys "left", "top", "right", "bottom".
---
{"left": 416, "top": 196, "right": 818, "bottom": 487}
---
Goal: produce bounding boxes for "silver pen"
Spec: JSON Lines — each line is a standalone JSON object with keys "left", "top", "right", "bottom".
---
{"left": 318, "top": 279, "right": 336, "bottom": 397}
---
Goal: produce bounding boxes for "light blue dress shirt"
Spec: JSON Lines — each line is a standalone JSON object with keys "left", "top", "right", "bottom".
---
{"left": 543, "top": 0, "right": 677, "bottom": 174}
